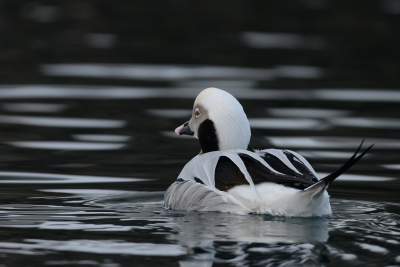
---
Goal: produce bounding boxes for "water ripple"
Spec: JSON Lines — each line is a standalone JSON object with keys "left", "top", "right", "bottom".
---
{"left": 0, "top": 115, "right": 126, "bottom": 128}
{"left": 0, "top": 239, "right": 187, "bottom": 256}
{"left": 0, "top": 172, "right": 148, "bottom": 184}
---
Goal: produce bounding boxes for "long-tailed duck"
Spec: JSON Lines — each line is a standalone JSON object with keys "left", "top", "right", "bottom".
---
{"left": 164, "top": 87, "right": 372, "bottom": 216}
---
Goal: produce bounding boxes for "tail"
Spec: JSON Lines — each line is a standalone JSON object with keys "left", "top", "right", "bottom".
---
{"left": 304, "top": 140, "right": 373, "bottom": 192}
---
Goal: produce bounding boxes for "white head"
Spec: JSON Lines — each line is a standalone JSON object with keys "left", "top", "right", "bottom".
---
{"left": 175, "top": 87, "right": 251, "bottom": 153}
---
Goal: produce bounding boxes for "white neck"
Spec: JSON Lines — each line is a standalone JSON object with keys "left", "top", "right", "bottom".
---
{"left": 199, "top": 88, "right": 251, "bottom": 151}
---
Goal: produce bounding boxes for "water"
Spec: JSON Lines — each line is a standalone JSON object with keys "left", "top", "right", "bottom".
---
{"left": 0, "top": 80, "right": 398, "bottom": 267}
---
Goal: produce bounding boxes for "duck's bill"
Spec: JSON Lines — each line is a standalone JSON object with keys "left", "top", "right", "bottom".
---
{"left": 175, "top": 121, "right": 194, "bottom": 136}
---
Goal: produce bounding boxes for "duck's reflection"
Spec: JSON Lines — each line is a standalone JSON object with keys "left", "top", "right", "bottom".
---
{"left": 167, "top": 211, "right": 328, "bottom": 245}
{"left": 66, "top": 191, "right": 330, "bottom": 266}
{"left": 166, "top": 211, "right": 329, "bottom": 267}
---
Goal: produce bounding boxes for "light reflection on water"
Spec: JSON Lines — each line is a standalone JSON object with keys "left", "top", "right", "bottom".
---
{"left": 0, "top": 172, "right": 147, "bottom": 184}
{"left": 0, "top": 188, "right": 398, "bottom": 266}
{"left": 40, "top": 64, "right": 325, "bottom": 81}
{"left": 0, "top": 115, "right": 126, "bottom": 128}
{"left": 241, "top": 32, "right": 326, "bottom": 50}
{"left": 0, "top": 239, "right": 187, "bottom": 256}
{"left": 1, "top": 85, "right": 400, "bottom": 103}
{"left": 249, "top": 118, "right": 328, "bottom": 130}
{"left": 71, "top": 134, "right": 132, "bottom": 142}
{"left": 266, "top": 136, "right": 400, "bottom": 149}
{"left": 1, "top": 103, "right": 68, "bottom": 113}
{"left": 295, "top": 150, "right": 363, "bottom": 159}
{"left": 146, "top": 109, "right": 192, "bottom": 119}
{"left": 7, "top": 141, "right": 127, "bottom": 150}
{"left": 266, "top": 108, "right": 351, "bottom": 118}
{"left": 331, "top": 117, "right": 400, "bottom": 129}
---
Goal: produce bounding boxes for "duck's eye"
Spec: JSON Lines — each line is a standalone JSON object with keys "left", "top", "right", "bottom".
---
{"left": 195, "top": 108, "right": 201, "bottom": 117}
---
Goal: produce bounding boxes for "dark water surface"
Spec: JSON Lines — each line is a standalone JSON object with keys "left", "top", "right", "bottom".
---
{"left": 0, "top": 82, "right": 399, "bottom": 266}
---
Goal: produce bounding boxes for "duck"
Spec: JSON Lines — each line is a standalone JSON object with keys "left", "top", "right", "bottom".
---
{"left": 164, "top": 87, "right": 372, "bottom": 216}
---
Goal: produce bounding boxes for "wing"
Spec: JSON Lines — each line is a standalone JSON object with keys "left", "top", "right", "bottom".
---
{"left": 214, "top": 150, "right": 319, "bottom": 191}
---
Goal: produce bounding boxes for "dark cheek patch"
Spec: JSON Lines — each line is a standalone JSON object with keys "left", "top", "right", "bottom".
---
{"left": 198, "top": 119, "right": 219, "bottom": 153}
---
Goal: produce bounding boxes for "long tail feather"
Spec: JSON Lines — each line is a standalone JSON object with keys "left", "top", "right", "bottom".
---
{"left": 304, "top": 140, "right": 373, "bottom": 191}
